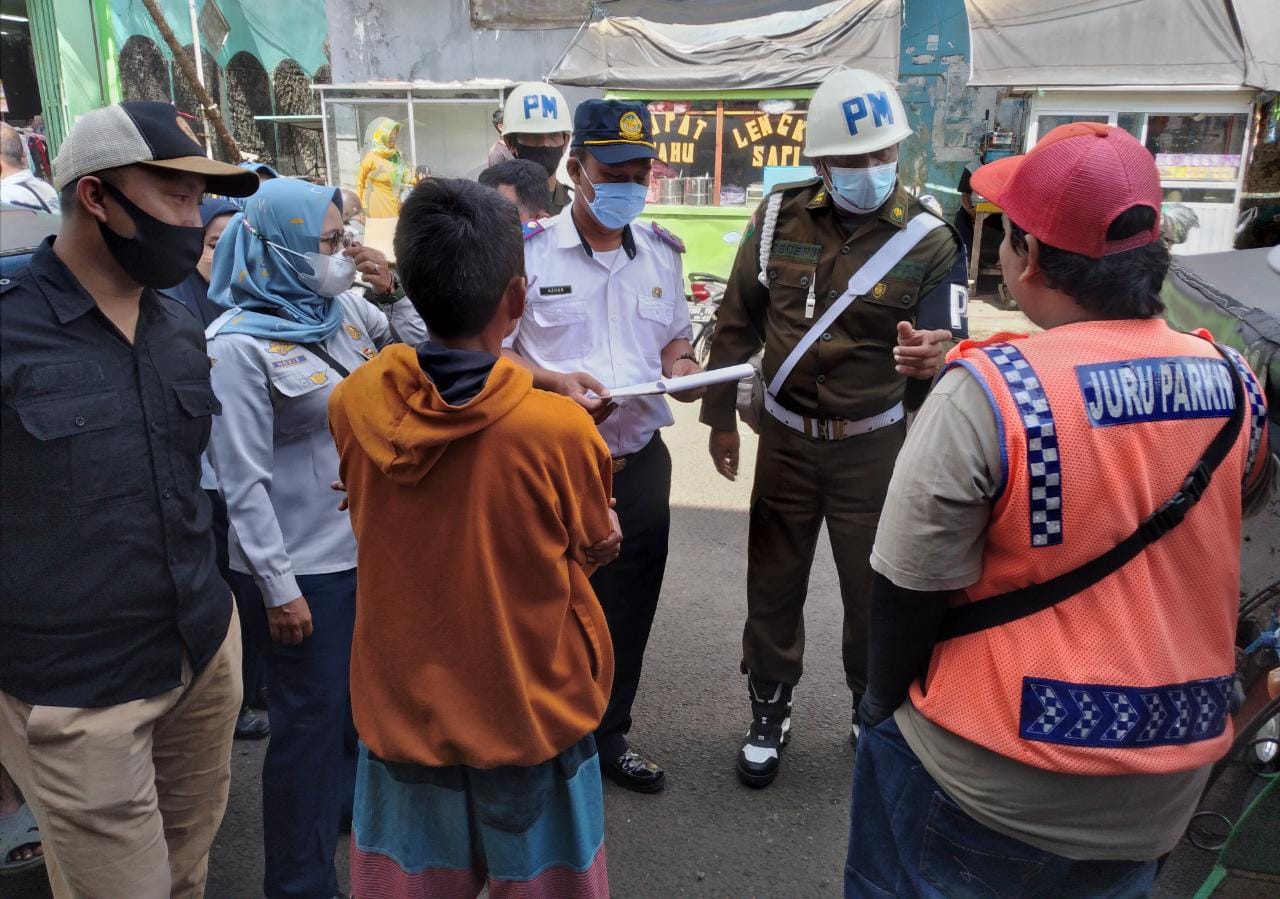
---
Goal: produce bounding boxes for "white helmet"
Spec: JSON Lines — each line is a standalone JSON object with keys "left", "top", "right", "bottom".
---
{"left": 804, "top": 69, "right": 911, "bottom": 158}
{"left": 502, "top": 82, "right": 571, "bottom": 136}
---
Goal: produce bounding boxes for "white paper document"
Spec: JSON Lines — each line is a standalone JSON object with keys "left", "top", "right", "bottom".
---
{"left": 606, "top": 363, "right": 757, "bottom": 399}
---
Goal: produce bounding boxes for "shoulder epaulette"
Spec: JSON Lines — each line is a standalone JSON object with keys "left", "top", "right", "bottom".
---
{"left": 522, "top": 218, "right": 552, "bottom": 241}
{"left": 648, "top": 221, "right": 686, "bottom": 253}
{"left": 768, "top": 176, "right": 822, "bottom": 197}
{"left": 205, "top": 307, "right": 243, "bottom": 340}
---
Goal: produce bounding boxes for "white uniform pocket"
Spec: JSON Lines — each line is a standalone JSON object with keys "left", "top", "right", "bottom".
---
{"left": 526, "top": 298, "right": 590, "bottom": 361}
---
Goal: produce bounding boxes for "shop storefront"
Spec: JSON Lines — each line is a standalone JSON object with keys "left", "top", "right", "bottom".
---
{"left": 608, "top": 88, "right": 816, "bottom": 277}
{"left": 552, "top": 0, "right": 900, "bottom": 277}
{"left": 1026, "top": 90, "right": 1257, "bottom": 255}
{"left": 316, "top": 81, "right": 513, "bottom": 209}
{"left": 964, "top": 0, "right": 1279, "bottom": 255}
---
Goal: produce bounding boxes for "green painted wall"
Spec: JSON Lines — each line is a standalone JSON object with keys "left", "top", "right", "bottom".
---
{"left": 29, "top": 0, "right": 113, "bottom": 152}
{"left": 109, "top": 0, "right": 328, "bottom": 75}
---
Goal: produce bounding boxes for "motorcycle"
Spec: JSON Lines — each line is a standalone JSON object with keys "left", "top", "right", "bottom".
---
{"left": 687, "top": 271, "right": 727, "bottom": 367}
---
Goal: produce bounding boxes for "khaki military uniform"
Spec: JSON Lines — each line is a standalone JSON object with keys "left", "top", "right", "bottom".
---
{"left": 700, "top": 179, "right": 965, "bottom": 695}
{"left": 549, "top": 182, "right": 573, "bottom": 216}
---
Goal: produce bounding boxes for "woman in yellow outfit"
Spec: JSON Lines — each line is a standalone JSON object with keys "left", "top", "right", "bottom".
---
{"left": 356, "top": 117, "right": 412, "bottom": 218}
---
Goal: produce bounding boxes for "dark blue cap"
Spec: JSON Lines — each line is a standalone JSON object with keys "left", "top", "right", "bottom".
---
{"left": 199, "top": 197, "right": 240, "bottom": 228}
{"left": 571, "top": 100, "right": 657, "bottom": 165}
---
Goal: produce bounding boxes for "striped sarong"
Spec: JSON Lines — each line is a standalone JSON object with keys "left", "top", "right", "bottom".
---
{"left": 351, "top": 735, "right": 608, "bottom": 898}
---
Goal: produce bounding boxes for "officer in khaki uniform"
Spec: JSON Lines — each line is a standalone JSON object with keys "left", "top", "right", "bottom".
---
{"left": 700, "top": 69, "right": 969, "bottom": 788}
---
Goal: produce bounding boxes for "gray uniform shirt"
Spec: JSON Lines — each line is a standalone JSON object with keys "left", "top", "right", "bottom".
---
{"left": 206, "top": 292, "right": 426, "bottom": 606}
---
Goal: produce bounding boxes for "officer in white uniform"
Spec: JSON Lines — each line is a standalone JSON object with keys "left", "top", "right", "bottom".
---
{"left": 507, "top": 99, "right": 701, "bottom": 793}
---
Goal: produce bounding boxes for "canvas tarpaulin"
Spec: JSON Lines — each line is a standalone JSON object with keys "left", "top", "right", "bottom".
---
{"left": 548, "top": 0, "right": 900, "bottom": 89}
{"left": 965, "top": 0, "right": 1280, "bottom": 92}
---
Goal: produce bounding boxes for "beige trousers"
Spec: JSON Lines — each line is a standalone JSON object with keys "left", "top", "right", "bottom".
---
{"left": 0, "top": 613, "right": 242, "bottom": 899}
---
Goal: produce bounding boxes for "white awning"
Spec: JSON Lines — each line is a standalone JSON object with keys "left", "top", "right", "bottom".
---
{"left": 549, "top": 0, "right": 900, "bottom": 90}
{"left": 965, "top": 0, "right": 1279, "bottom": 92}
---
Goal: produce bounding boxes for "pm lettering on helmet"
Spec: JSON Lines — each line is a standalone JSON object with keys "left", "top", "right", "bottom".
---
{"left": 523, "top": 94, "right": 558, "bottom": 121}
{"left": 841, "top": 91, "right": 896, "bottom": 136}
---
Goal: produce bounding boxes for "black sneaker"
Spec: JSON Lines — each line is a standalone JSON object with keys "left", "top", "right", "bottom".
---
{"left": 736, "top": 675, "right": 793, "bottom": 788}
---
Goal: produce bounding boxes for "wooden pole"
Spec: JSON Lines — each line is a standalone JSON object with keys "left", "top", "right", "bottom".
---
{"left": 139, "top": 0, "right": 241, "bottom": 161}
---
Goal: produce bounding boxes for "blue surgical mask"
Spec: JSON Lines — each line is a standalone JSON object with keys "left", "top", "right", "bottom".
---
{"left": 827, "top": 162, "right": 898, "bottom": 214}
{"left": 582, "top": 174, "right": 648, "bottom": 230}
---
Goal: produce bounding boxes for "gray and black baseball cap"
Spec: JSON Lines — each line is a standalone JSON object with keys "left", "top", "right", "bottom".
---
{"left": 52, "top": 101, "right": 259, "bottom": 197}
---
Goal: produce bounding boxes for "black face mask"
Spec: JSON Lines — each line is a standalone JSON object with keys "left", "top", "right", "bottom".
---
{"left": 513, "top": 142, "right": 564, "bottom": 179}
{"left": 97, "top": 180, "right": 205, "bottom": 289}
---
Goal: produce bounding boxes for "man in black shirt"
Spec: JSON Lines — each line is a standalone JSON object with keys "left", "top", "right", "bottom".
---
{"left": 0, "top": 101, "right": 257, "bottom": 897}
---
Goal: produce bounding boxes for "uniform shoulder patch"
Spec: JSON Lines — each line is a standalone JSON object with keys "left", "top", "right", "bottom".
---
{"left": 649, "top": 221, "right": 685, "bottom": 253}
{"left": 522, "top": 219, "right": 549, "bottom": 241}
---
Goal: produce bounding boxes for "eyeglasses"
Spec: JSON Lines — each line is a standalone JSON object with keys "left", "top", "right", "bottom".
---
{"left": 318, "top": 229, "right": 352, "bottom": 251}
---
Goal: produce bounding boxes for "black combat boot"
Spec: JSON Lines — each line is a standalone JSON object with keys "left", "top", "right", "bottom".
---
{"left": 736, "top": 674, "right": 793, "bottom": 788}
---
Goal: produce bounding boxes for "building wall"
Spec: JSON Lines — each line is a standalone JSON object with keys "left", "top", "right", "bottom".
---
{"left": 896, "top": 0, "right": 1025, "bottom": 216}
{"left": 326, "top": 0, "right": 578, "bottom": 85}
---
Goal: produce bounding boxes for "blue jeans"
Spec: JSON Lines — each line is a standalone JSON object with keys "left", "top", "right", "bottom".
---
{"left": 229, "top": 568, "right": 359, "bottom": 899}
{"left": 845, "top": 717, "right": 1157, "bottom": 899}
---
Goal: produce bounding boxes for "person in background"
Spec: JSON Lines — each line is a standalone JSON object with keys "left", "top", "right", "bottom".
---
{"left": 157, "top": 196, "right": 271, "bottom": 740}
{"left": 486, "top": 106, "right": 514, "bottom": 167}
{"left": 332, "top": 176, "right": 619, "bottom": 899}
{"left": 509, "top": 99, "right": 702, "bottom": 794}
{"left": 500, "top": 82, "right": 574, "bottom": 215}
{"left": 848, "top": 123, "right": 1276, "bottom": 897}
{"left": 0, "top": 122, "right": 59, "bottom": 212}
{"left": 340, "top": 187, "right": 366, "bottom": 250}
{"left": 356, "top": 117, "right": 412, "bottom": 219}
{"left": 240, "top": 160, "right": 280, "bottom": 183}
{"left": 702, "top": 69, "right": 966, "bottom": 789}
{"left": 1, "top": 99, "right": 257, "bottom": 898}
{"left": 0, "top": 766, "right": 42, "bottom": 875}
{"left": 30, "top": 114, "right": 45, "bottom": 136}
{"left": 954, "top": 133, "right": 1001, "bottom": 261}
{"left": 205, "top": 177, "right": 426, "bottom": 899}
{"left": 478, "top": 157, "right": 552, "bottom": 224}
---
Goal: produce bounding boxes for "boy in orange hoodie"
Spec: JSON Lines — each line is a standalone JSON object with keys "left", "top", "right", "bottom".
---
{"left": 329, "top": 178, "right": 619, "bottom": 899}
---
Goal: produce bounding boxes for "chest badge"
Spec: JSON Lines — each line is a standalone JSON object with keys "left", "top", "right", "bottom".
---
{"left": 360, "top": 346, "right": 376, "bottom": 360}
{"left": 872, "top": 282, "right": 887, "bottom": 299}
{"left": 344, "top": 322, "right": 364, "bottom": 340}
{"left": 267, "top": 341, "right": 297, "bottom": 355}
{"left": 652, "top": 286, "right": 663, "bottom": 298}
{"left": 308, "top": 371, "right": 329, "bottom": 386}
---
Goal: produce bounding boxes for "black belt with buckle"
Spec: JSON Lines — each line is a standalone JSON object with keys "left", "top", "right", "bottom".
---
{"left": 612, "top": 453, "right": 635, "bottom": 474}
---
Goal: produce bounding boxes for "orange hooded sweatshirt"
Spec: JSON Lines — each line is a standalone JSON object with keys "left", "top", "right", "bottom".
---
{"left": 328, "top": 343, "right": 615, "bottom": 769}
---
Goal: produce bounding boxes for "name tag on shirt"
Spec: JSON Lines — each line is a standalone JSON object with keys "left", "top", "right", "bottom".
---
{"left": 540, "top": 285, "right": 573, "bottom": 296}
{"left": 1075, "top": 357, "right": 1235, "bottom": 427}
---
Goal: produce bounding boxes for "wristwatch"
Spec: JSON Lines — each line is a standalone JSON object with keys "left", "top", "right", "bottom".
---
{"left": 675, "top": 352, "right": 699, "bottom": 366}
{"left": 368, "top": 271, "right": 404, "bottom": 305}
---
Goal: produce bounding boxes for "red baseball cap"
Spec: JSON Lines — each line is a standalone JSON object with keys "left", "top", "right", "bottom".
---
{"left": 971, "top": 122, "right": 1162, "bottom": 259}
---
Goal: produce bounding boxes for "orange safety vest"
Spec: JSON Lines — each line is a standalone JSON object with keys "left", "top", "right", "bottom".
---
{"left": 913, "top": 318, "right": 1269, "bottom": 776}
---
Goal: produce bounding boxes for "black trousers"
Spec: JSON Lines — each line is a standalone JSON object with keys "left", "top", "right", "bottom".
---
{"left": 207, "top": 488, "right": 267, "bottom": 704}
{"left": 592, "top": 432, "right": 672, "bottom": 759}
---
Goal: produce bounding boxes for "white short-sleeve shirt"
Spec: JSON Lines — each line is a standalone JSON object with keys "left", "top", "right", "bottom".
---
{"left": 512, "top": 205, "right": 692, "bottom": 456}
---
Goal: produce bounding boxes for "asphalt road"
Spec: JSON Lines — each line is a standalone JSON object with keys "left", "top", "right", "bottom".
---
{"left": 5, "top": 301, "right": 1276, "bottom": 898}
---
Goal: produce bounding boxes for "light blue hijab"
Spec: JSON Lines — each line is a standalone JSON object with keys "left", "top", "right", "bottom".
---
{"left": 209, "top": 178, "right": 346, "bottom": 343}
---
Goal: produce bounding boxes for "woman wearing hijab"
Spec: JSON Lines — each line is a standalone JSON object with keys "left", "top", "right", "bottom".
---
{"left": 205, "top": 177, "right": 425, "bottom": 899}
{"left": 355, "top": 117, "right": 412, "bottom": 218}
